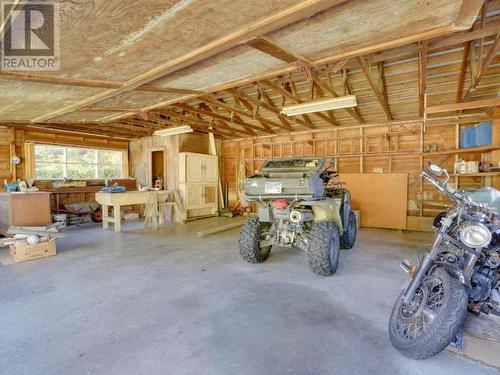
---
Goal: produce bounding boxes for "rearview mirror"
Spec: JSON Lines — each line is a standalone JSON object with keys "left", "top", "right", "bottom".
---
{"left": 427, "top": 163, "right": 444, "bottom": 176}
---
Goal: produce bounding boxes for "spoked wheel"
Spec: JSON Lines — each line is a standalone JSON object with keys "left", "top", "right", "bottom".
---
{"left": 388, "top": 268, "right": 468, "bottom": 360}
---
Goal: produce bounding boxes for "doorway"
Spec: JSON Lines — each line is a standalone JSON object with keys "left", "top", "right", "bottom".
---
{"left": 151, "top": 150, "right": 165, "bottom": 189}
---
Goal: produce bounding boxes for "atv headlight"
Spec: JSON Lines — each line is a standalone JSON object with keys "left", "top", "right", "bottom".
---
{"left": 459, "top": 223, "right": 491, "bottom": 249}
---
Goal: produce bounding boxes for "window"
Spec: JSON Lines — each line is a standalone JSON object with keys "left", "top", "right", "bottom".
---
{"left": 34, "top": 144, "right": 124, "bottom": 179}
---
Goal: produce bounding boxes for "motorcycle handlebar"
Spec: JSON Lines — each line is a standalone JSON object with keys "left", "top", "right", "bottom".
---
{"left": 421, "top": 171, "right": 478, "bottom": 208}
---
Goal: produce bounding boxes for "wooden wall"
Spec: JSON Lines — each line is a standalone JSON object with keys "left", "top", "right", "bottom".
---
{"left": 221, "top": 119, "right": 500, "bottom": 227}
{"left": 0, "top": 126, "right": 128, "bottom": 184}
{"left": 0, "top": 126, "right": 129, "bottom": 212}
{"left": 129, "top": 132, "right": 220, "bottom": 190}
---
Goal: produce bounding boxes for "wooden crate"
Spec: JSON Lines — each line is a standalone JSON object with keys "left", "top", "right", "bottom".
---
{"left": 10, "top": 239, "right": 57, "bottom": 263}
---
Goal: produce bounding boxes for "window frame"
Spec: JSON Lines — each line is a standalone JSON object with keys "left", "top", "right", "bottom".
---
{"left": 34, "top": 143, "right": 125, "bottom": 180}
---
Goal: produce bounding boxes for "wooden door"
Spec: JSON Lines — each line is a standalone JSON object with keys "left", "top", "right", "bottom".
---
{"left": 186, "top": 184, "right": 203, "bottom": 209}
{"left": 203, "top": 185, "right": 217, "bottom": 205}
{"left": 203, "top": 156, "right": 218, "bottom": 182}
{"left": 186, "top": 154, "right": 203, "bottom": 183}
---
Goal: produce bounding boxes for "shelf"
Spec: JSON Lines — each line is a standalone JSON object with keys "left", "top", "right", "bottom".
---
{"left": 451, "top": 172, "right": 500, "bottom": 177}
{"left": 40, "top": 186, "right": 102, "bottom": 193}
{"left": 422, "top": 145, "right": 499, "bottom": 157}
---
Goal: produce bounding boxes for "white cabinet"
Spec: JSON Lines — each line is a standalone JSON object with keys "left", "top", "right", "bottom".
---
{"left": 179, "top": 152, "right": 218, "bottom": 219}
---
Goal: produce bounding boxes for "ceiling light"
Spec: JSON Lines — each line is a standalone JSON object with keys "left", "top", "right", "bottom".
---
{"left": 281, "top": 95, "right": 357, "bottom": 116}
{"left": 154, "top": 125, "right": 193, "bottom": 136}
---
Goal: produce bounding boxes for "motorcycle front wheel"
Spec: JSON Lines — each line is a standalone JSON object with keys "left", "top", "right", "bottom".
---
{"left": 388, "top": 268, "right": 468, "bottom": 360}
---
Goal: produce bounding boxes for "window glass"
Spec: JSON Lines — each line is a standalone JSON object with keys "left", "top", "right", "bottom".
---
{"left": 34, "top": 144, "right": 124, "bottom": 180}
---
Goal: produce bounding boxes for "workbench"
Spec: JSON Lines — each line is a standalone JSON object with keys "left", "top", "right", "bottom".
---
{"left": 95, "top": 191, "right": 169, "bottom": 232}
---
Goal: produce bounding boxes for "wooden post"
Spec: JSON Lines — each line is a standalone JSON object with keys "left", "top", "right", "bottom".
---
{"left": 209, "top": 132, "right": 225, "bottom": 210}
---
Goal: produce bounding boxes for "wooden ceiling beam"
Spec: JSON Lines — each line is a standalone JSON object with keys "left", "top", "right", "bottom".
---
{"left": 154, "top": 114, "right": 230, "bottom": 137}
{"left": 197, "top": 104, "right": 250, "bottom": 137}
{"left": 256, "top": 86, "right": 297, "bottom": 130}
{"left": 462, "top": 32, "right": 500, "bottom": 100}
{"left": 310, "top": 70, "right": 363, "bottom": 123}
{"left": 456, "top": 41, "right": 471, "bottom": 102}
{"left": 245, "top": 36, "right": 313, "bottom": 65}
{"left": 31, "top": 0, "right": 348, "bottom": 122}
{"left": 426, "top": 97, "right": 500, "bottom": 114}
{"left": 180, "top": 102, "right": 256, "bottom": 136}
{"left": 357, "top": 56, "right": 393, "bottom": 120}
{"left": 232, "top": 95, "right": 273, "bottom": 132}
{"left": 418, "top": 41, "right": 428, "bottom": 117}
{"left": 366, "top": 26, "right": 499, "bottom": 65}
{"left": 259, "top": 79, "right": 319, "bottom": 128}
{"left": 41, "top": 123, "right": 146, "bottom": 138}
{"left": 289, "top": 80, "right": 321, "bottom": 127}
{"left": 169, "top": 102, "right": 258, "bottom": 136}
{"left": 341, "top": 69, "right": 364, "bottom": 123}
{"left": 78, "top": 5, "right": 488, "bottom": 124}
{"left": 199, "top": 95, "right": 277, "bottom": 134}
{"left": 308, "top": 74, "right": 337, "bottom": 124}
{"left": 227, "top": 88, "right": 295, "bottom": 131}
{"left": 0, "top": 71, "right": 203, "bottom": 95}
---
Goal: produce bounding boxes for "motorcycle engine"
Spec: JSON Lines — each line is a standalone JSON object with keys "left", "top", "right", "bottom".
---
{"left": 468, "top": 249, "right": 500, "bottom": 302}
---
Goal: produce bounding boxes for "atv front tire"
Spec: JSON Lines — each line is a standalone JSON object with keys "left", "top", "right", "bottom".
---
{"left": 340, "top": 210, "right": 357, "bottom": 249}
{"left": 239, "top": 218, "right": 271, "bottom": 263}
{"left": 307, "top": 222, "right": 341, "bottom": 276}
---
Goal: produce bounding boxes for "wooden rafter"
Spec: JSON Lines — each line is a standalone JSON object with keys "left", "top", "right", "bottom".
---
{"left": 227, "top": 88, "right": 295, "bottom": 131}
{"left": 260, "top": 79, "right": 322, "bottom": 128}
{"left": 0, "top": 71, "right": 202, "bottom": 95}
{"left": 418, "top": 41, "right": 428, "bottom": 117}
{"left": 171, "top": 102, "right": 257, "bottom": 136}
{"left": 232, "top": 95, "right": 273, "bottom": 132}
{"left": 290, "top": 80, "right": 322, "bottom": 127}
{"left": 426, "top": 97, "right": 500, "bottom": 114}
{"left": 456, "top": 41, "right": 471, "bottom": 102}
{"left": 462, "top": 32, "right": 500, "bottom": 101}
{"left": 245, "top": 37, "right": 312, "bottom": 64}
{"left": 196, "top": 105, "right": 247, "bottom": 137}
{"left": 101, "top": 11, "right": 490, "bottom": 125}
{"left": 357, "top": 56, "right": 393, "bottom": 120}
{"left": 477, "top": 4, "right": 487, "bottom": 73}
{"left": 154, "top": 110, "right": 230, "bottom": 138}
{"left": 310, "top": 70, "right": 363, "bottom": 123}
{"left": 341, "top": 69, "right": 364, "bottom": 123}
{"left": 31, "top": 0, "right": 347, "bottom": 122}
{"left": 307, "top": 73, "right": 336, "bottom": 124}
{"left": 199, "top": 95, "right": 277, "bottom": 134}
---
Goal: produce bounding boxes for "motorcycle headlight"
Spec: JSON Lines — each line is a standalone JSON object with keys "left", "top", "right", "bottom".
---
{"left": 459, "top": 223, "right": 491, "bottom": 249}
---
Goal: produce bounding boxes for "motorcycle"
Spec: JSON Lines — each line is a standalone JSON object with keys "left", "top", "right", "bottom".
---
{"left": 388, "top": 163, "right": 500, "bottom": 360}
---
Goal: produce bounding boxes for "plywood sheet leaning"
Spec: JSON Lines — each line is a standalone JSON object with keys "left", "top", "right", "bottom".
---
{"left": 339, "top": 173, "right": 408, "bottom": 230}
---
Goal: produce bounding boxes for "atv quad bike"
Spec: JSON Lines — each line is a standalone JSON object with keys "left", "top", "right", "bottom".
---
{"left": 239, "top": 156, "right": 357, "bottom": 276}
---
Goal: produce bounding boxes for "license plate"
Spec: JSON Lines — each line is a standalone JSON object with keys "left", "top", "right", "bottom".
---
{"left": 265, "top": 181, "right": 282, "bottom": 194}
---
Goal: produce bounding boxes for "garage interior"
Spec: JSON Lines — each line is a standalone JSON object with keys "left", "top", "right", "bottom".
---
{"left": 1, "top": 0, "right": 500, "bottom": 374}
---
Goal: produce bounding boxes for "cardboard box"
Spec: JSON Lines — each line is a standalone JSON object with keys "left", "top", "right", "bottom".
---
{"left": 9, "top": 239, "right": 57, "bottom": 263}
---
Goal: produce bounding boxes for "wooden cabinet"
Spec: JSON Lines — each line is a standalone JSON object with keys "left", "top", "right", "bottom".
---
{"left": 179, "top": 152, "right": 218, "bottom": 219}
{"left": 0, "top": 192, "right": 51, "bottom": 234}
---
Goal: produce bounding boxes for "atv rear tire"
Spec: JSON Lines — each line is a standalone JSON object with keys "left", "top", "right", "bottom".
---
{"left": 388, "top": 268, "right": 468, "bottom": 360}
{"left": 307, "top": 222, "right": 340, "bottom": 276}
{"left": 239, "top": 218, "right": 271, "bottom": 263}
{"left": 340, "top": 210, "right": 357, "bottom": 249}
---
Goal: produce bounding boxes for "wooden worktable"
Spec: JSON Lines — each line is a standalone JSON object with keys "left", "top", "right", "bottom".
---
{"left": 95, "top": 191, "right": 169, "bottom": 232}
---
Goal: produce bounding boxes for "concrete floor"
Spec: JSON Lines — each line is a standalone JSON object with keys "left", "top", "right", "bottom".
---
{"left": 0, "top": 218, "right": 497, "bottom": 375}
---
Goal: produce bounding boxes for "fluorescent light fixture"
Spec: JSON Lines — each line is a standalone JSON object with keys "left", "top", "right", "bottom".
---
{"left": 154, "top": 125, "right": 193, "bottom": 136}
{"left": 281, "top": 95, "right": 357, "bottom": 116}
